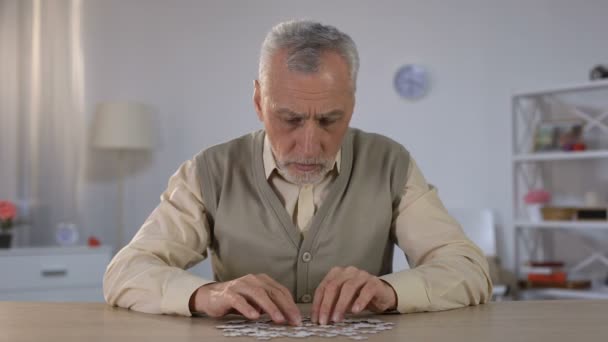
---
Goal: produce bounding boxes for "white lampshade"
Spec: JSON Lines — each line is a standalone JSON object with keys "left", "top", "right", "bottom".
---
{"left": 92, "top": 102, "right": 157, "bottom": 150}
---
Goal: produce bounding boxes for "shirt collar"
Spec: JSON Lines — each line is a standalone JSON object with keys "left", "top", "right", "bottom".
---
{"left": 263, "top": 133, "right": 341, "bottom": 180}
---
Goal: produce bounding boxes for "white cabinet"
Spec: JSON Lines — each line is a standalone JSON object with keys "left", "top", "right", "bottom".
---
{"left": 512, "top": 80, "right": 608, "bottom": 300}
{"left": 0, "top": 246, "right": 111, "bottom": 302}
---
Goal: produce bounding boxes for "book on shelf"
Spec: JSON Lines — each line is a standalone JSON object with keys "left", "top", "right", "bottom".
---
{"left": 521, "top": 261, "right": 565, "bottom": 275}
{"left": 518, "top": 279, "right": 592, "bottom": 290}
{"left": 521, "top": 261, "right": 568, "bottom": 285}
{"left": 527, "top": 272, "right": 567, "bottom": 284}
{"left": 519, "top": 261, "right": 596, "bottom": 289}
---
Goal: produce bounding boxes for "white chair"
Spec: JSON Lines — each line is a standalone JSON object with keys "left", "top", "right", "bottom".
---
{"left": 449, "top": 208, "right": 509, "bottom": 300}
{"left": 448, "top": 208, "right": 496, "bottom": 257}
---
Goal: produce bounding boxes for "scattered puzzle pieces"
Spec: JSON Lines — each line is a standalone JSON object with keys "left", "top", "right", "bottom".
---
{"left": 216, "top": 315, "right": 395, "bottom": 340}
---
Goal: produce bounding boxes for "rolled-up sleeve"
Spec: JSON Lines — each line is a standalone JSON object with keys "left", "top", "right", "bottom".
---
{"left": 103, "top": 158, "right": 214, "bottom": 316}
{"left": 379, "top": 158, "right": 493, "bottom": 313}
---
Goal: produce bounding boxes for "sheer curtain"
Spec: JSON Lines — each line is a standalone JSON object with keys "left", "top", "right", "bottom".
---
{"left": 0, "top": 0, "right": 85, "bottom": 245}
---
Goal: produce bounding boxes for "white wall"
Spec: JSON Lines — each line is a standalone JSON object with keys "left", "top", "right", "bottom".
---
{"left": 80, "top": 0, "right": 608, "bottom": 272}
{"left": 0, "top": 0, "right": 20, "bottom": 201}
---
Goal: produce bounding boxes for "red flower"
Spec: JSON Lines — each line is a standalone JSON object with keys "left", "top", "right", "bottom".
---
{"left": 524, "top": 190, "right": 551, "bottom": 204}
{"left": 0, "top": 201, "right": 17, "bottom": 225}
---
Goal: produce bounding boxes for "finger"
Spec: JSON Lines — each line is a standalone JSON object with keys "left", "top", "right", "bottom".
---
{"left": 351, "top": 281, "right": 377, "bottom": 313}
{"left": 267, "top": 287, "right": 301, "bottom": 326}
{"left": 320, "top": 266, "right": 360, "bottom": 323}
{"left": 228, "top": 293, "right": 260, "bottom": 320}
{"left": 238, "top": 275, "right": 287, "bottom": 323}
{"left": 257, "top": 274, "right": 294, "bottom": 300}
{"left": 240, "top": 286, "right": 286, "bottom": 324}
{"left": 249, "top": 301, "right": 264, "bottom": 314}
{"left": 257, "top": 275, "right": 301, "bottom": 319}
{"left": 318, "top": 278, "right": 344, "bottom": 325}
{"left": 257, "top": 274, "right": 302, "bottom": 326}
{"left": 332, "top": 274, "right": 368, "bottom": 322}
{"left": 369, "top": 279, "right": 397, "bottom": 312}
{"left": 311, "top": 283, "right": 325, "bottom": 324}
{"left": 312, "top": 267, "right": 342, "bottom": 323}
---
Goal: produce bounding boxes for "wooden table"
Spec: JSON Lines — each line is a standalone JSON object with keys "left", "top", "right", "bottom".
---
{"left": 1, "top": 301, "right": 607, "bottom": 342}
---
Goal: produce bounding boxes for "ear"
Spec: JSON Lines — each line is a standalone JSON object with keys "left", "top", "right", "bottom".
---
{"left": 253, "top": 80, "right": 263, "bottom": 122}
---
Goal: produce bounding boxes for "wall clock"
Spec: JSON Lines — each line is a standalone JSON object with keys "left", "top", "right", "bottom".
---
{"left": 394, "top": 64, "right": 430, "bottom": 100}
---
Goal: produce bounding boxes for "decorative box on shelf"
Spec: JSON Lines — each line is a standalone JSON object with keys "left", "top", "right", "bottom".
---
{"left": 540, "top": 206, "right": 608, "bottom": 221}
{"left": 0, "top": 245, "right": 111, "bottom": 302}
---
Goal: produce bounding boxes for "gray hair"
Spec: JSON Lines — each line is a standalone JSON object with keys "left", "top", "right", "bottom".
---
{"left": 258, "top": 20, "right": 359, "bottom": 91}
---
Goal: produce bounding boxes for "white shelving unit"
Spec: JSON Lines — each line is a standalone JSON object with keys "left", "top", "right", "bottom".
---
{"left": 512, "top": 80, "right": 608, "bottom": 300}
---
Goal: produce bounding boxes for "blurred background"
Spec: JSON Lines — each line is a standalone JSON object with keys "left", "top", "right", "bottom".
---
{"left": 0, "top": 0, "right": 607, "bottom": 302}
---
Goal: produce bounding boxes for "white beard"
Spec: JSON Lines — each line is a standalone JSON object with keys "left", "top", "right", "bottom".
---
{"left": 276, "top": 161, "right": 333, "bottom": 185}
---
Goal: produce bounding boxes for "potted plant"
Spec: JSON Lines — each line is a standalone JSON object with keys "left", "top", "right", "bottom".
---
{"left": 0, "top": 200, "right": 17, "bottom": 248}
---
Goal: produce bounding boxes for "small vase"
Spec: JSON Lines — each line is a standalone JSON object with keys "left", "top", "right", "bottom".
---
{"left": 526, "top": 204, "right": 543, "bottom": 222}
{"left": 0, "top": 232, "right": 12, "bottom": 249}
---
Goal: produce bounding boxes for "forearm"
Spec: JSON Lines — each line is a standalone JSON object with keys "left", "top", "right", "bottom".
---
{"left": 103, "top": 241, "right": 214, "bottom": 316}
{"left": 103, "top": 158, "right": 214, "bottom": 316}
{"left": 388, "top": 157, "right": 493, "bottom": 313}
{"left": 381, "top": 242, "right": 492, "bottom": 313}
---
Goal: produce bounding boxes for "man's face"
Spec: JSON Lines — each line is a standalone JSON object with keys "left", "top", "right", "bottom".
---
{"left": 253, "top": 50, "right": 355, "bottom": 185}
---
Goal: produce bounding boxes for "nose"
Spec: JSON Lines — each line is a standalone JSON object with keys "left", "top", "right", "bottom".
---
{"left": 300, "top": 122, "right": 321, "bottom": 159}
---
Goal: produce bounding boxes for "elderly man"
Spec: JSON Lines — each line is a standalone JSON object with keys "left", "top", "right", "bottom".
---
{"left": 103, "top": 20, "right": 492, "bottom": 327}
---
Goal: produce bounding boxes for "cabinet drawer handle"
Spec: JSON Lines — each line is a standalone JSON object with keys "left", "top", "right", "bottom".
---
{"left": 41, "top": 269, "right": 68, "bottom": 277}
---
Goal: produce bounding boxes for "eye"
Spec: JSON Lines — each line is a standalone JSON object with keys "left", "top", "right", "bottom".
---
{"left": 286, "top": 117, "right": 303, "bottom": 126}
{"left": 318, "top": 118, "right": 336, "bottom": 127}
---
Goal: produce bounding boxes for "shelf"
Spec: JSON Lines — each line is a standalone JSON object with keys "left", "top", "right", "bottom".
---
{"left": 513, "top": 79, "right": 608, "bottom": 98}
{"left": 515, "top": 220, "right": 608, "bottom": 230}
{"left": 513, "top": 150, "right": 608, "bottom": 162}
{"left": 520, "top": 287, "right": 608, "bottom": 300}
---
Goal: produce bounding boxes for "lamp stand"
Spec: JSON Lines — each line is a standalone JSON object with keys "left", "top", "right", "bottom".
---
{"left": 116, "top": 150, "right": 125, "bottom": 253}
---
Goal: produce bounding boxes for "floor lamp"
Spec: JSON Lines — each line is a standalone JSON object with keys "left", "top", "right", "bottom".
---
{"left": 92, "top": 102, "right": 157, "bottom": 252}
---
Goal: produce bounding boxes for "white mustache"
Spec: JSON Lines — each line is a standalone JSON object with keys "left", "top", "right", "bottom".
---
{"left": 282, "top": 157, "right": 331, "bottom": 166}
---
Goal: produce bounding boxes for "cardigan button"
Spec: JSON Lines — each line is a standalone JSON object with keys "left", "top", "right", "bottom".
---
{"left": 301, "top": 294, "right": 312, "bottom": 303}
{"left": 302, "top": 252, "right": 312, "bottom": 263}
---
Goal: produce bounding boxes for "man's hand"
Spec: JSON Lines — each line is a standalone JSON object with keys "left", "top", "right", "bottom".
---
{"left": 190, "top": 274, "right": 302, "bottom": 326}
{"left": 311, "top": 266, "right": 397, "bottom": 325}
